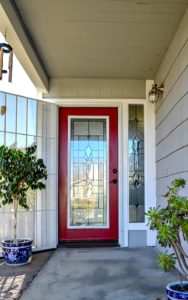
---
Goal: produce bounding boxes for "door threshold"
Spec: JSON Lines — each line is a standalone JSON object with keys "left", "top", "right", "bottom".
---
{"left": 58, "top": 240, "right": 119, "bottom": 248}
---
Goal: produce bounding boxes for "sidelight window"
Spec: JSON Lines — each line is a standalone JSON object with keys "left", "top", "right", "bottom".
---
{"left": 128, "top": 104, "right": 145, "bottom": 223}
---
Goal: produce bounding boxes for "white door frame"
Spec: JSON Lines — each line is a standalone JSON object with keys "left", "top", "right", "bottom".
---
{"left": 57, "top": 98, "right": 156, "bottom": 247}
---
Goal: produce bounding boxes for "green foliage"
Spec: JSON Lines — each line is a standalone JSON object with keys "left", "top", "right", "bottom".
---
{"left": 158, "top": 252, "right": 176, "bottom": 272}
{"left": 146, "top": 178, "right": 188, "bottom": 279}
{"left": 0, "top": 145, "right": 47, "bottom": 210}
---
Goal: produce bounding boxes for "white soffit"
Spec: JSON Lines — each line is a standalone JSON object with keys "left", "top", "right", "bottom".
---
{"left": 1, "top": 0, "right": 188, "bottom": 85}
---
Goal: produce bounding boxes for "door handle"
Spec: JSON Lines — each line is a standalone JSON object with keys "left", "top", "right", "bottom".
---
{"left": 110, "top": 179, "right": 118, "bottom": 184}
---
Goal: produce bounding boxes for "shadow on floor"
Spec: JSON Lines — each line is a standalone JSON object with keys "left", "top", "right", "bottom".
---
{"left": 0, "top": 250, "right": 54, "bottom": 300}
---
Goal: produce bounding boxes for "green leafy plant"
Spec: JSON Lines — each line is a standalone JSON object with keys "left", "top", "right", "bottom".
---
{"left": 146, "top": 178, "right": 188, "bottom": 288}
{"left": 0, "top": 145, "right": 47, "bottom": 243}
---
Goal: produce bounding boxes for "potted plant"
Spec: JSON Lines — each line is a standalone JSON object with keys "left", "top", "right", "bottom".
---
{"left": 0, "top": 145, "right": 47, "bottom": 266}
{"left": 146, "top": 178, "right": 188, "bottom": 299}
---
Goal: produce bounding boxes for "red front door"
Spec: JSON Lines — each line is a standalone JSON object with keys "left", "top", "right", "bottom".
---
{"left": 59, "top": 107, "right": 118, "bottom": 241}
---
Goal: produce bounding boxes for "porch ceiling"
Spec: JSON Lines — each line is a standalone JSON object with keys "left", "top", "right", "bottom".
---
{"left": 2, "top": 0, "right": 188, "bottom": 82}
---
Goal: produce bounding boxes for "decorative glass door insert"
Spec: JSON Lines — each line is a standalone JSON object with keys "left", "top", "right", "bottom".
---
{"left": 69, "top": 118, "right": 109, "bottom": 228}
{"left": 128, "top": 104, "right": 145, "bottom": 222}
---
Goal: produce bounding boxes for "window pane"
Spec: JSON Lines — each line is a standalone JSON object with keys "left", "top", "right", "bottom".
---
{"left": 0, "top": 92, "right": 5, "bottom": 131}
{"left": 17, "top": 96, "right": 27, "bottom": 134}
{"left": 27, "top": 135, "right": 36, "bottom": 147}
{"left": 6, "top": 94, "right": 16, "bottom": 133}
{"left": 6, "top": 133, "right": 16, "bottom": 147}
{"left": 129, "top": 105, "right": 145, "bottom": 223}
{"left": 0, "top": 132, "right": 4, "bottom": 145}
{"left": 28, "top": 99, "right": 36, "bottom": 136}
{"left": 17, "top": 134, "right": 26, "bottom": 150}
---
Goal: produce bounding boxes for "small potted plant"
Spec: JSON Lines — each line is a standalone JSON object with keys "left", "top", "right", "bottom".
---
{"left": 146, "top": 178, "right": 188, "bottom": 300}
{"left": 0, "top": 145, "right": 47, "bottom": 266}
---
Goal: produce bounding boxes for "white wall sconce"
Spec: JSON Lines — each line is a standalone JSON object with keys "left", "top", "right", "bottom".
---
{"left": 148, "top": 83, "right": 164, "bottom": 103}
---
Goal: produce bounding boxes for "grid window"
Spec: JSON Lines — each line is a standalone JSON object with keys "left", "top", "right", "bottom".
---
{"left": 0, "top": 92, "right": 38, "bottom": 245}
{"left": 0, "top": 92, "right": 37, "bottom": 149}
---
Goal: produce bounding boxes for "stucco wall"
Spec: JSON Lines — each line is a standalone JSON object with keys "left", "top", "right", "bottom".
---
{"left": 155, "top": 8, "right": 188, "bottom": 208}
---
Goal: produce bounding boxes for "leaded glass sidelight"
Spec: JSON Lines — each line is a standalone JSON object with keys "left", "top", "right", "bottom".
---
{"left": 129, "top": 105, "right": 144, "bottom": 223}
{"left": 69, "top": 118, "right": 108, "bottom": 227}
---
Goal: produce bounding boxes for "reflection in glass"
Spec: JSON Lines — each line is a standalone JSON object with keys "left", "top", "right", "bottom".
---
{"left": 17, "top": 96, "right": 26, "bottom": 134}
{"left": 6, "top": 94, "right": 16, "bottom": 133}
{"left": 0, "top": 92, "right": 5, "bottom": 131}
{"left": 28, "top": 99, "right": 36, "bottom": 135}
{"left": 129, "top": 105, "right": 144, "bottom": 223}
{"left": 6, "top": 133, "right": 16, "bottom": 147}
{"left": 70, "top": 118, "right": 108, "bottom": 227}
{"left": 17, "top": 134, "right": 26, "bottom": 149}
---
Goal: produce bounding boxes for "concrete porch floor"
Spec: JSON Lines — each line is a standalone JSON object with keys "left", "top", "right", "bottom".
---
{"left": 19, "top": 247, "right": 176, "bottom": 300}
{"left": 0, "top": 250, "right": 54, "bottom": 299}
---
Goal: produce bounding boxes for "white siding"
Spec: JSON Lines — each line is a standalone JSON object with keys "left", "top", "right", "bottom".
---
{"left": 155, "top": 8, "right": 188, "bottom": 208}
{"left": 43, "top": 79, "right": 145, "bottom": 100}
{"left": 35, "top": 102, "right": 58, "bottom": 250}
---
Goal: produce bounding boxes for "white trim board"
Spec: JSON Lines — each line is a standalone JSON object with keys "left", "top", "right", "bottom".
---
{"left": 56, "top": 98, "right": 156, "bottom": 247}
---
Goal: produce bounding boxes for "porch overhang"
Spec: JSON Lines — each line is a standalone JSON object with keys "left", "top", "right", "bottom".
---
{"left": 0, "top": 0, "right": 48, "bottom": 93}
{"left": 1, "top": 0, "right": 188, "bottom": 97}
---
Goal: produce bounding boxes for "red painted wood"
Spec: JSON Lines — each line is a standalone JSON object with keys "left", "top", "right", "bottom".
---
{"left": 59, "top": 107, "right": 118, "bottom": 241}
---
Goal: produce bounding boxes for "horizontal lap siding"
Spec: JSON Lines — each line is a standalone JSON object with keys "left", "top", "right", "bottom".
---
{"left": 155, "top": 9, "right": 188, "bottom": 205}
{"left": 44, "top": 79, "right": 145, "bottom": 99}
{"left": 156, "top": 92, "right": 188, "bottom": 146}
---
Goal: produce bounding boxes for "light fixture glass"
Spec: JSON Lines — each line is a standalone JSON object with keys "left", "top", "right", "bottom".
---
{"left": 148, "top": 84, "right": 164, "bottom": 103}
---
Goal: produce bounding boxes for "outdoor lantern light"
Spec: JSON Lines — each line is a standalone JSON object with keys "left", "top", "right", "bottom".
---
{"left": 148, "top": 83, "right": 164, "bottom": 103}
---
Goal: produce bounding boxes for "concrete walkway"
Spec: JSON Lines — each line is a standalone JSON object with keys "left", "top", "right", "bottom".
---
{"left": 0, "top": 251, "right": 54, "bottom": 300}
{"left": 20, "top": 247, "right": 176, "bottom": 300}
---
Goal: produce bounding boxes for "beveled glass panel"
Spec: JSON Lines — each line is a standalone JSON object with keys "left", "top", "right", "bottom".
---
{"left": 28, "top": 99, "right": 36, "bottom": 136}
{"left": 129, "top": 105, "right": 145, "bottom": 223}
{"left": 6, "top": 94, "right": 16, "bottom": 133}
{"left": 17, "top": 96, "right": 27, "bottom": 134}
{"left": 69, "top": 118, "right": 108, "bottom": 227}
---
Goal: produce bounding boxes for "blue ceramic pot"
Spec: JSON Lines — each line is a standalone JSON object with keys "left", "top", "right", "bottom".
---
{"left": 166, "top": 282, "right": 188, "bottom": 300}
{"left": 2, "top": 239, "right": 33, "bottom": 266}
